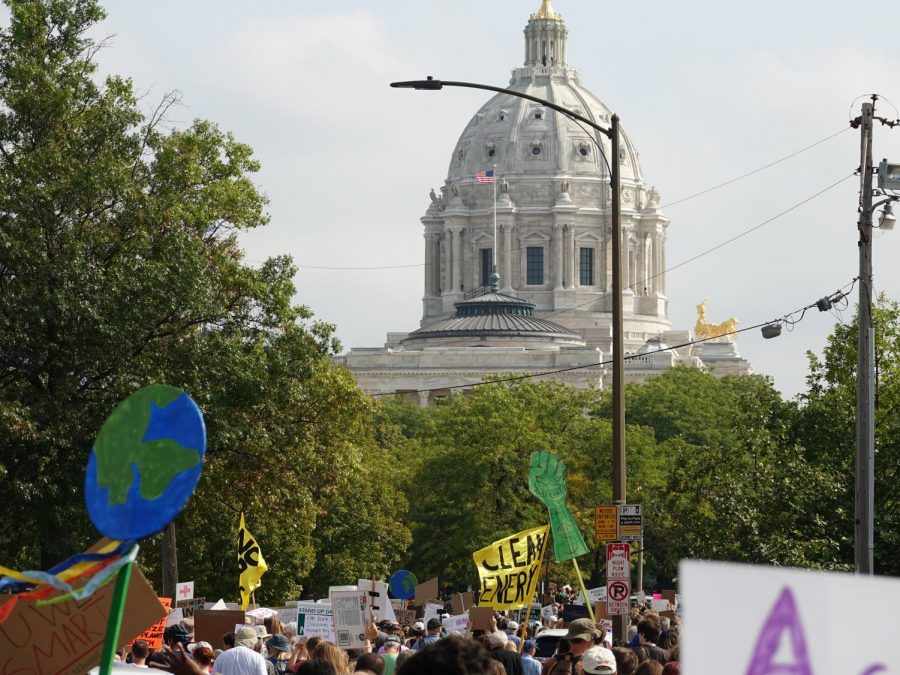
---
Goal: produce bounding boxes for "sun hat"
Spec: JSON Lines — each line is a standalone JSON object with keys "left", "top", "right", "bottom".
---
{"left": 565, "top": 618, "right": 599, "bottom": 641}
{"left": 235, "top": 625, "right": 259, "bottom": 648}
{"left": 582, "top": 646, "right": 617, "bottom": 674}
{"left": 266, "top": 634, "right": 291, "bottom": 653}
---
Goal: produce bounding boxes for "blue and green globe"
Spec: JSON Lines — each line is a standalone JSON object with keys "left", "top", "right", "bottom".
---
{"left": 85, "top": 385, "right": 206, "bottom": 540}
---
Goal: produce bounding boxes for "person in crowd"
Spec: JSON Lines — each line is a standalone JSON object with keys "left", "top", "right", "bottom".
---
{"left": 634, "top": 661, "right": 662, "bottom": 675}
{"left": 295, "top": 661, "right": 338, "bottom": 675}
{"left": 311, "top": 642, "right": 350, "bottom": 675}
{"left": 266, "top": 634, "right": 293, "bottom": 675}
{"left": 581, "top": 646, "right": 617, "bottom": 675}
{"left": 658, "top": 630, "right": 678, "bottom": 653}
{"left": 266, "top": 615, "right": 284, "bottom": 637}
{"left": 661, "top": 664, "right": 679, "bottom": 675}
{"left": 406, "top": 622, "right": 425, "bottom": 649}
{"left": 222, "top": 632, "right": 236, "bottom": 651}
{"left": 380, "top": 635, "right": 402, "bottom": 675}
{"left": 632, "top": 618, "right": 668, "bottom": 666}
{"left": 396, "top": 634, "right": 495, "bottom": 675}
{"left": 213, "top": 625, "right": 269, "bottom": 675}
{"left": 353, "top": 653, "right": 385, "bottom": 675}
{"left": 413, "top": 618, "right": 442, "bottom": 650}
{"left": 611, "top": 647, "right": 638, "bottom": 675}
{"left": 505, "top": 621, "right": 521, "bottom": 649}
{"left": 484, "top": 628, "right": 523, "bottom": 675}
{"left": 130, "top": 640, "right": 150, "bottom": 667}
{"left": 190, "top": 644, "right": 215, "bottom": 673}
{"left": 546, "top": 619, "right": 598, "bottom": 675}
{"left": 520, "top": 639, "right": 541, "bottom": 675}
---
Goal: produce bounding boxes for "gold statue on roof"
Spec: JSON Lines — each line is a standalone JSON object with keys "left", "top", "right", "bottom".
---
{"left": 532, "top": 0, "right": 562, "bottom": 21}
{"left": 695, "top": 298, "right": 739, "bottom": 340}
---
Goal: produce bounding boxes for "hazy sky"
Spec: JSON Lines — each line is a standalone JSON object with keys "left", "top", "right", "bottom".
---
{"left": 10, "top": 1, "right": 900, "bottom": 399}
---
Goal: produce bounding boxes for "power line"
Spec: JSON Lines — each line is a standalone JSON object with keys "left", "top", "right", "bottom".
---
{"left": 369, "top": 278, "right": 858, "bottom": 398}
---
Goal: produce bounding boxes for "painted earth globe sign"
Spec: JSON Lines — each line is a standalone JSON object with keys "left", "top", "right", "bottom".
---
{"left": 389, "top": 570, "right": 418, "bottom": 600}
{"left": 85, "top": 385, "right": 206, "bottom": 540}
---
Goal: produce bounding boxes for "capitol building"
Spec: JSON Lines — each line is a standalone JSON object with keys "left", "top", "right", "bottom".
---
{"left": 339, "top": 0, "right": 750, "bottom": 406}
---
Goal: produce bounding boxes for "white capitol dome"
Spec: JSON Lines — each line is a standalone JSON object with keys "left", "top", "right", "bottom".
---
{"left": 420, "top": 0, "right": 670, "bottom": 353}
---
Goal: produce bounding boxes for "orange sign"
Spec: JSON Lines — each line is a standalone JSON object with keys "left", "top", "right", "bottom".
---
{"left": 594, "top": 505, "right": 618, "bottom": 541}
{"left": 130, "top": 596, "right": 171, "bottom": 650}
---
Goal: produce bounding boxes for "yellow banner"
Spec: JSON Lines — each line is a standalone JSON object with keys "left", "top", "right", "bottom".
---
{"left": 472, "top": 524, "right": 550, "bottom": 609}
{"left": 238, "top": 512, "right": 268, "bottom": 611}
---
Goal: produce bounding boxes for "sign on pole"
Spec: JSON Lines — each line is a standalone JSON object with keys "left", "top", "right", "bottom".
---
{"left": 606, "top": 578, "right": 631, "bottom": 615}
{"left": 594, "top": 505, "right": 619, "bottom": 541}
{"left": 618, "top": 504, "right": 643, "bottom": 541}
{"left": 606, "top": 543, "right": 631, "bottom": 579}
{"left": 176, "top": 580, "right": 195, "bottom": 600}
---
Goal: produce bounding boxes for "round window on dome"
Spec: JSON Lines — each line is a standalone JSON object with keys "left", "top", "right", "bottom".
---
{"left": 488, "top": 148, "right": 496, "bottom": 157}
{"left": 531, "top": 146, "right": 541, "bottom": 156}
{"left": 579, "top": 146, "right": 590, "bottom": 157}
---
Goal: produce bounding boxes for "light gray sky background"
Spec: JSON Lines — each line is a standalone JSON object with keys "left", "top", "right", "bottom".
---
{"left": 11, "top": 1, "right": 900, "bottom": 399}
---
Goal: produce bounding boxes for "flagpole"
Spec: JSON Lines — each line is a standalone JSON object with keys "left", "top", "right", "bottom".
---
{"left": 492, "top": 163, "right": 497, "bottom": 286}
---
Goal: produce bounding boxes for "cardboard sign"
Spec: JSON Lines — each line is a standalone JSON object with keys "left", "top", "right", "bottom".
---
{"left": 681, "top": 560, "right": 900, "bottom": 674}
{"left": 358, "top": 579, "right": 397, "bottom": 622}
{"left": 661, "top": 589, "right": 677, "bottom": 607}
{"left": 395, "top": 609, "right": 416, "bottom": 626}
{"left": 131, "top": 596, "right": 172, "bottom": 649}
{"left": 330, "top": 589, "right": 369, "bottom": 650}
{"left": 176, "top": 596, "right": 205, "bottom": 618}
{"left": 0, "top": 564, "right": 166, "bottom": 675}
{"left": 472, "top": 525, "right": 550, "bottom": 610}
{"left": 296, "top": 602, "right": 336, "bottom": 642}
{"left": 469, "top": 606, "right": 494, "bottom": 631}
{"left": 194, "top": 609, "right": 246, "bottom": 649}
{"left": 593, "top": 600, "right": 611, "bottom": 622}
{"left": 414, "top": 577, "right": 439, "bottom": 607}
{"left": 451, "top": 592, "right": 473, "bottom": 615}
{"left": 594, "top": 504, "right": 619, "bottom": 541}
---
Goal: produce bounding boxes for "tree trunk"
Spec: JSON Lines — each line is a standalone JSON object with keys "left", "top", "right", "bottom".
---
{"left": 161, "top": 522, "right": 178, "bottom": 597}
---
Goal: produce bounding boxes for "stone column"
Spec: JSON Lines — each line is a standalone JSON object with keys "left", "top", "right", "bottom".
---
{"left": 417, "top": 390, "right": 429, "bottom": 408}
{"left": 553, "top": 224, "right": 564, "bottom": 290}
{"left": 442, "top": 230, "right": 452, "bottom": 293}
{"left": 424, "top": 233, "right": 435, "bottom": 297}
{"left": 502, "top": 224, "right": 513, "bottom": 291}
{"left": 451, "top": 227, "right": 462, "bottom": 292}
{"left": 565, "top": 225, "right": 576, "bottom": 289}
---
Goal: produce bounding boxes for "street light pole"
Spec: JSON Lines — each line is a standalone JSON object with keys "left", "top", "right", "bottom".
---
{"left": 391, "top": 77, "right": 627, "bottom": 639}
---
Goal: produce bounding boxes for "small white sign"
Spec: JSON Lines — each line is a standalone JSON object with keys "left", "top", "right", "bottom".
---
{"left": 296, "top": 601, "right": 336, "bottom": 642}
{"left": 358, "top": 579, "right": 397, "bottom": 623}
{"left": 649, "top": 599, "right": 670, "bottom": 612}
{"left": 165, "top": 608, "right": 184, "bottom": 627}
{"left": 445, "top": 613, "right": 469, "bottom": 633}
{"left": 423, "top": 602, "right": 444, "bottom": 625}
{"left": 578, "top": 587, "right": 607, "bottom": 605}
{"left": 330, "top": 590, "right": 369, "bottom": 650}
{"left": 175, "top": 581, "right": 195, "bottom": 600}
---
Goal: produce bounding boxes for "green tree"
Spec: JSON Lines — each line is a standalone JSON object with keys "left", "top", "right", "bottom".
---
{"left": 0, "top": 0, "right": 410, "bottom": 597}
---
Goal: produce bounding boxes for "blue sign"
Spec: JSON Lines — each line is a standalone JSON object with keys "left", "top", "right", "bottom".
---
{"left": 389, "top": 570, "right": 418, "bottom": 600}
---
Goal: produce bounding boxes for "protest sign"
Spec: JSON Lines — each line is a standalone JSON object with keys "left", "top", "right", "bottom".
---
{"left": 451, "top": 591, "right": 473, "bottom": 615}
{"left": 423, "top": 602, "right": 443, "bottom": 625}
{"left": 681, "top": 560, "right": 900, "bottom": 674}
{"left": 0, "top": 564, "right": 166, "bottom": 675}
{"left": 166, "top": 607, "right": 184, "bottom": 627}
{"left": 296, "top": 602, "right": 336, "bottom": 642}
{"left": 176, "top": 596, "right": 205, "bottom": 618}
{"left": 175, "top": 581, "right": 195, "bottom": 601}
{"left": 414, "top": 577, "right": 439, "bottom": 607}
{"left": 390, "top": 599, "right": 403, "bottom": 611}
{"left": 445, "top": 613, "right": 469, "bottom": 633}
{"left": 650, "top": 599, "right": 670, "bottom": 612}
{"left": 541, "top": 604, "right": 554, "bottom": 619}
{"left": 469, "top": 606, "right": 494, "bottom": 631}
{"left": 275, "top": 606, "right": 299, "bottom": 627}
{"left": 472, "top": 525, "right": 550, "bottom": 609}
{"left": 130, "top": 596, "right": 172, "bottom": 649}
{"left": 661, "top": 589, "right": 677, "bottom": 607}
{"left": 560, "top": 603, "right": 590, "bottom": 622}
{"left": 576, "top": 586, "right": 606, "bottom": 605}
{"left": 330, "top": 589, "right": 369, "bottom": 650}
{"left": 593, "top": 601, "right": 611, "bottom": 622}
{"left": 358, "top": 579, "right": 397, "bottom": 622}
{"left": 395, "top": 609, "right": 416, "bottom": 626}
{"left": 194, "top": 609, "right": 245, "bottom": 649}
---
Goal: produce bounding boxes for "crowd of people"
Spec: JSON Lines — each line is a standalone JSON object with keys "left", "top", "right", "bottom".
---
{"left": 114, "top": 594, "right": 680, "bottom": 675}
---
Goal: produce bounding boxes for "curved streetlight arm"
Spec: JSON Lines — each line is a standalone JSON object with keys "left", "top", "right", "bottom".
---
{"left": 390, "top": 77, "right": 613, "bottom": 139}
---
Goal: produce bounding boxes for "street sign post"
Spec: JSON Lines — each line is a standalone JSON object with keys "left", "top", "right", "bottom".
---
{"left": 606, "top": 543, "right": 631, "bottom": 579}
{"left": 594, "top": 505, "right": 619, "bottom": 541}
{"left": 618, "top": 504, "right": 643, "bottom": 541}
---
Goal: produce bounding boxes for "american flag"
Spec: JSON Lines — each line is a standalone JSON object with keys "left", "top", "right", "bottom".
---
{"left": 475, "top": 170, "right": 495, "bottom": 184}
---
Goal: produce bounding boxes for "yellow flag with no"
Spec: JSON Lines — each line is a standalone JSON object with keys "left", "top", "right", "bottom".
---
{"left": 238, "top": 512, "right": 268, "bottom": 610}
{"left": 472, "top": 524, "right": 550, "bottom": 610}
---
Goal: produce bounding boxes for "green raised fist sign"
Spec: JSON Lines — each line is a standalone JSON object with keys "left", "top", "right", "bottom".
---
{"left": 528, "top": 450, "right": 589, "bottom": 562}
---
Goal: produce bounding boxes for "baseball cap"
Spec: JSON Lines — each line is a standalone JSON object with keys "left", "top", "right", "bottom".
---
{"left": 384, "top": 635, "right": 402, "bottom": 645}
{"left": 523, "top": 639, "right": 537, "bottom": 651}
{"left": 506, "top": 621, "right": 519, "bottom": 632}
{"left": 412, "top": 621, "right": 425, "bottom": 632}
{"left": 582, "top": 646, "right": 617, "bottom": 674}
{"left": 565, "top": 618, "right": 599, "bottom": 641}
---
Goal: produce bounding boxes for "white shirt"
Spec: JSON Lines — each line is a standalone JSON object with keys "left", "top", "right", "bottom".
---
{"left": 213, "top": 646, "right": 267, "bottom": 675}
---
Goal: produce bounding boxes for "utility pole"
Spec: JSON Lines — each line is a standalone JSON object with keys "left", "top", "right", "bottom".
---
{"left": 855, "top": 100, "right": 875, "bottom": 574}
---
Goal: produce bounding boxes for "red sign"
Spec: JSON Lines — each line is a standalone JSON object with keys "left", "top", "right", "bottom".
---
{"left": 606, "top": 543, "right": 631, "bottom": 580}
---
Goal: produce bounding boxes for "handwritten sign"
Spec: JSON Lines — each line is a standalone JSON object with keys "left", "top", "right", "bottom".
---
{"left": 681, "top": 560, "right": 900, "bottom": 674}
{"left": 330, "top": 590, "right": 369, "bottom": 650}
{"left": 472, "top": 525, "right": 550, "bottom": 610}
{"left": 296, "top": 602, "right": 336, "bottom": 642}
{"left": 445, "top": 613, "right": 469, "bottom": 633}
{"left": 131, "top": 596, "right": 172, "bottom": 649}
{"left": 175, "top": 581, "right": 195, "bottom": 600}
{"left": 176, "top": 596, "right": 205, "bottom": 618}
{"left": 0, "top": 564, "right": 166, "bottom": 675}
{"left": 194, "top": 609, "right": 245, "bottom": 649}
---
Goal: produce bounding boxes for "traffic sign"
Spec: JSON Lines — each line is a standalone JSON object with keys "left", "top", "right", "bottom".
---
{"left": 606, "top": 543, "right": 631, "bottom": 580}
{"left": 606, "top": 578, "right": 631, "bottom": 615}
{"left": 618, "top": 504, "right": 643, "bottom": 541}
{"left": 594, "top": 504, "right": 618, "bottom": 541}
